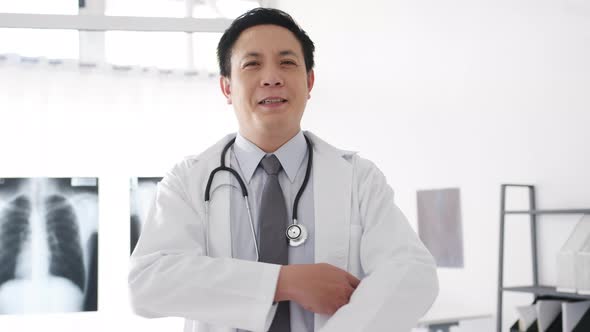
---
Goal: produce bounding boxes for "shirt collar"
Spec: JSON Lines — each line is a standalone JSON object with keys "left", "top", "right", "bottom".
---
{"left": 234, "top": 131, "right": 307, "bottom": 184}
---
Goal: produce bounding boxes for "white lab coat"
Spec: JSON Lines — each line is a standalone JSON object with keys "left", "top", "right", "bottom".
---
{"left": 129, "top": 131, "right": 439, "bottom": 332}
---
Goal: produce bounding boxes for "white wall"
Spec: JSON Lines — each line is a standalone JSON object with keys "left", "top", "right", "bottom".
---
{"left": 0, "top": 0, "right": 589, "bottom": 331}
{"left": 279, "top": 0, "right": 590, "bottom": 330}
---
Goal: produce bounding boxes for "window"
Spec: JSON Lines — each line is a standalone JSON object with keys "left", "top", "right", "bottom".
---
{"left": 106, "top": 0, "right": 186, "bottom": 18}
{"left": 105, "top": 0, "right": 260, "bottom": 19}
{"left": 192, "top": 32, "right": 222, "bottom": 73}
{"left": 106, "top": 31, "right": 187, "bottom": 69}
{"left": 0, "top": 0, "right": 265, "bottom": 69}
{"left": 211, "top": 0, "right": 259, "bottom": 18}
{"left": 0, "top": 0, "right": 77, "bottom": 15}
{"left": 0, "top": 28, "right": 78, "bottom": 59}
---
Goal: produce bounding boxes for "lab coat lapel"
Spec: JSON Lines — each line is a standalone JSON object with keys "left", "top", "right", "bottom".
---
{"left": 205, "top": 137, "right": 233, "bottom": 259}
{"left": 308, "top": 132, "right": 353, "bottom": 330}
{"left": 310, "top": 132, "right": 352, "bottom": 269}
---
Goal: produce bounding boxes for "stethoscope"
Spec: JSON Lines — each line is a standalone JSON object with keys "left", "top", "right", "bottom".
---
{"left": 204, "top": 134, "right": 312, "bottom": 261}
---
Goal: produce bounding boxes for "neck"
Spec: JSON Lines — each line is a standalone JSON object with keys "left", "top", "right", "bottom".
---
{"left": 240, "top": 127, "right": 300, "bottom": 153}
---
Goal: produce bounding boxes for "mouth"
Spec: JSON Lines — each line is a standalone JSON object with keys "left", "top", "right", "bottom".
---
{"left": 258, "top": 97, "right": 288, "bottom": 105}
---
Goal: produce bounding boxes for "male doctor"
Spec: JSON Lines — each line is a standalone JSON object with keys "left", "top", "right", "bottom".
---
{"left": 129, "top": 7, "right": 438, "bottom": 332}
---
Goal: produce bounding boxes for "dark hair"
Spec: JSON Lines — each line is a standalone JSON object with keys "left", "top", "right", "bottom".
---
{"left": 217, "top": 7, "right": 315, "bottom": 77}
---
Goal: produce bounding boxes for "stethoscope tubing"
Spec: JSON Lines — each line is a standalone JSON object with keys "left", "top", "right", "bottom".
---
{"left": 204, "top": 134, "right": 312, "bottom": 260}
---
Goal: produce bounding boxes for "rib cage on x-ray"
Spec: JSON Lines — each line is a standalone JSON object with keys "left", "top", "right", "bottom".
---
{"left": 0, "top": 196, "right": 31, "bottom": 288}
{"left": 45, "top": 195, "right": 86, "bottom": 292}
{"left": 130, "top": 177, "right": 162, "bottom": 255}
{"left": 0, "top": 178, "right": 98, "bottom": 314}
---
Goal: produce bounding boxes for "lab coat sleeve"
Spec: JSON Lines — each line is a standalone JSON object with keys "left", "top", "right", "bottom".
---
{"left": 319, "top": 157, "right": 439, "bottom": 332}
{"left": 128, "top": 160, "right": 280, "bottom": 332}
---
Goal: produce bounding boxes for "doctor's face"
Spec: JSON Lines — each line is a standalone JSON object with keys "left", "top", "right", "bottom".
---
{"left": 220, "top": 24, "right": 314, "bottom": 140}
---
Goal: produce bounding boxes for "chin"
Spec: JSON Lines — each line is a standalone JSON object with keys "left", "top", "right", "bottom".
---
{"left": 259, "top": 119, "right": 294, "bottom": 133}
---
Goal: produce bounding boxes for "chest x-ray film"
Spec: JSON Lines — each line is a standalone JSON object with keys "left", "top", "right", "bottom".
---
{"left": 0, "top": 178, "right": 98, "bottom": 314}
{"left": 130, "top": 177, "right": 162, "bottom": 255}
{"left": 417, "top": 188, "right": 464, "bottom": 268}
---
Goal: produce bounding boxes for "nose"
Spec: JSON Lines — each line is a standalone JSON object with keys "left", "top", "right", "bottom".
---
{"left": 260, "top": 67, "right": 284, "bottom": 87}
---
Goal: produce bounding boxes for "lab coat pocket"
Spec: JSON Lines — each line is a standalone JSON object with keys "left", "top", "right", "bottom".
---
{"left": 348, "top": 224, "right": 363, "bottom": 278}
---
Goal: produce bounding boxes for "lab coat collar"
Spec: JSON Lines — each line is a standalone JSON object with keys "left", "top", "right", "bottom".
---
{"left": 204, "top": 130, "right": 359, "bottom": 272}
{"left": 234, "top": 131, "right": 307, "bottom": 184}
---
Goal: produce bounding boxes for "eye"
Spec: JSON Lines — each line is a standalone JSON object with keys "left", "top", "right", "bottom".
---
{"left": 243, "top": 61, "right": 259, "bottom": 68}
{"left": 281, "top": 60, "right": 297, "bottom": 66}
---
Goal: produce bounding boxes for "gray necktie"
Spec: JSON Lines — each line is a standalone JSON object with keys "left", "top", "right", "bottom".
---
{"left": 259, "top": 154, "right": 290, "bottom": 332}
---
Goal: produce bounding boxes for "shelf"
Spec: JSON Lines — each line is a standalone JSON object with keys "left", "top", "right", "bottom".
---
{"left": 497, "top": 185, "right": 590, "bottom": 332}
{"left": 503, "top": 285, "right": 590, "bottom": 300}
{"left": 504, "top": 209, "right": 590, "bottom": 215}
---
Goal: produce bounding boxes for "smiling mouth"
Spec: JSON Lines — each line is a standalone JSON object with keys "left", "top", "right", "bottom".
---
{"left": 258, "top": 98, "right": 288, "bottom": 105}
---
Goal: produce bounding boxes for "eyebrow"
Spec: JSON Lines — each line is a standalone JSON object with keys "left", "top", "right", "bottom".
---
{"left": 241, "top": 50, "right": 300, "bottom": 59}
{"left": 279, "top": 50, "right": 298, "bottom": 57}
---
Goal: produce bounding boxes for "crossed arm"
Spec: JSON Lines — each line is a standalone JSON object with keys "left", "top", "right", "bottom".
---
{"left": 275, "top": 263, "right": 360, "bottom": 315}
{"left": 129, "top": 159, "right": 437, "bottom": 331}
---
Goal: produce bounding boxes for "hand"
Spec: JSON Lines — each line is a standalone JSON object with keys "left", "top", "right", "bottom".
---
{"left": 275, "top": 263, "right": 360, "bottom": 315}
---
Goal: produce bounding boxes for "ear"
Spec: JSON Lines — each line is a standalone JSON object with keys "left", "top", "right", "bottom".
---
{"left": 220, "top": 76, "right": 232, "bottom": 104}
{"left": 306, "top": 70, "right": 315, "bottom": 99}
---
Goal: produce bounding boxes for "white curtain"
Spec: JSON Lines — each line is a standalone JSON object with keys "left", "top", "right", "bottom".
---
{"left": 0, "top": 54, "right": 237, "bottom": 177}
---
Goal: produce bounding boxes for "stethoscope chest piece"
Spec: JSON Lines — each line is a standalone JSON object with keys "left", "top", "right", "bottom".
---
{"left": 287, "top": 223, "right": 308, "bottom": 247}
{"left": 205, "top": 134, "right": 313, "bottom": 256}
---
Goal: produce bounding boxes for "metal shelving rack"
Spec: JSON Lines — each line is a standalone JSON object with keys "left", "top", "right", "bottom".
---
{"left": 497, "top": 184, "right": 590, "bottom": 332}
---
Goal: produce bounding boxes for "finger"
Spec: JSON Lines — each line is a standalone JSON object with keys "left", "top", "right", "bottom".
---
{"left": 346, "top": 273, "right": 361, "bottom": 288}
{"left": 344, "top": 285, "right": 355, "bottom": 301}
